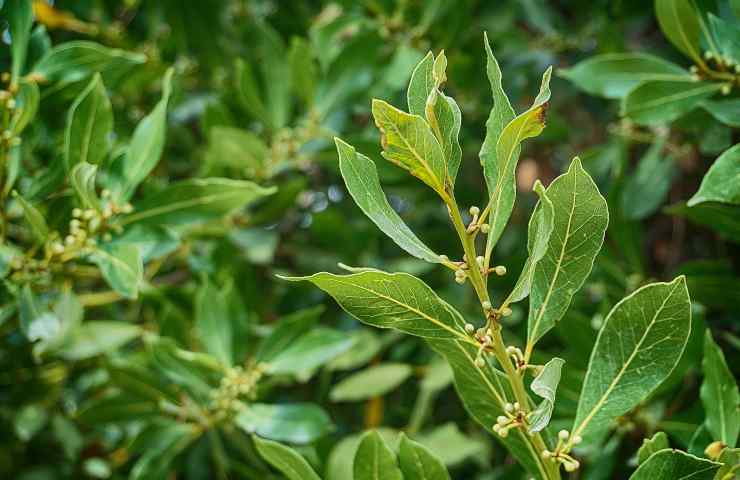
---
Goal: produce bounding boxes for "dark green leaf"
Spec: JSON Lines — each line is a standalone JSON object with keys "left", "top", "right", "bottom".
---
{"left": 701, "top": 331, "right": 740, "bottom": 447}
{"left": 253, "top": 436, "right": 321, "bottom": 480}
{"left": 235, "top": 403, "right": 333, "bottom": 444}
{"left": 688, "top": 144, "right": 740, "bottom": 206}
{"left": 622, "top": 79, "right": 722, "bottom": 125}
{"left": 354, "top": 430, "right": 403, "bottom": 480}
{"left": 629, "top": 449, "right": 719, "bottom": 480}
{"left": 330, "top": 363, "right": 413, "bottom": 402}
{"left": 398, "top": 433, "right": 450, "bottom": 480}
{"left": 64, "top": 74, "right": 112, "bottom": 170}
{"left": 92, "top": 243, "right": 143, "bottom": 299}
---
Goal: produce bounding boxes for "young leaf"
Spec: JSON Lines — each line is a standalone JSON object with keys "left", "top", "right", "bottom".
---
{"left": 236, "top": 59, "right": 271, "bottom": 127}
{"left": 700, "top": 330, "right": 740, "bottom": 447}
{"left": 701, "top": 98, "right": 740, "bottom": 127}
{"left": 336, "top": 138, "right": 442, "bottom": 263}
{"left": 60, "top": 321, "right": 142, "bottom": 360}
{"left": 688, "top": 144, "right": 740, "bottom": 207}
{"left": 330, "top": 363, "right": 413, "bottom": 402}
{"left": 4, "top": 0, "right": 33, "bottom": 85}
{"left": 424, "top": 52, "right": 462, "bottom": 184}
{"left": 372, "top": 99, "right": 447, "bottom": 196}
{"left": 485, "top": 65, "right": 552, "bottom": 252}
{"left": 638, "top": 432, "right": 670, "bottom": 464}
{"left": 629, "top": 449, "right": 720, "bottom": 480}
{"left": 527, "top": 357, "right": 565, "bottom": 433}
{"left": 64, "top": 74, "right": 113, "bottom": 171}
{"left": 504, "top": 180, "right": 555, "bottom": 305}
{"left": 13, "top": 192, "right": 48, "bottom": 243}
{"left": 527, "top": 158, "right": 608, "bottom": 349}
{"left": 195, "top": 277, "right": 233, "bottom": 366}
{"left": 398, "top": 433, "right": 450, "bottom": 480}
{"left": 573, "top": 277, "right": 691, "bottom": 442}
{"left": 92, "top": 244, "right": 143, "bottom": 299}
{"left": 655, "top": 0, "right": 703, "bottom": 64}
{"left": 266, "top": 327, "right": 354, "bottom": 375}
{"left": 32, "top": 41, "right": 146, "bottom": 85}
{"left": 123, "top": 178, "right": 275, "bottom": 226}
{"left": 254, "top": 21, "right": 291, "bottom": 130}
{"left": 621, "top": 79, "right": 722, "bottom": 125}
{"left": 281, "top": 271, "right": 471, "bottom": 341}
{"left": 407, "top": 52, "right": 435, "bottom": 117}
{"left": 253, "top": 436, "right": 321, "bottom": 480}
{"left": 288, "top": 36, "right": 318, "bottom": 106}
{"left": 10, "top": 79, "right": 39, "bottom": 135}
{"left": 70, "top": 162, "right": 100, "bottom": 210}
{"left": 354, "top": 430, "right": 403, "bottom": 480}
{"left": 621, "top": 137, "right": 675, "bottom": 220}
{"left": 235, "top": 403, "right": 333, "bottom": 444}
{"left": 560, "top": 53, "right": 689, "bottom": 99}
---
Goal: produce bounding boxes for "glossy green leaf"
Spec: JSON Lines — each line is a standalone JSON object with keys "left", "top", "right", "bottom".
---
{"left": 336, "top": 137, "right": 441, "bottom": 263}
{"left": 372, "top": 99, "right": 447, "bottom": 196}
{"left": 701, "top": 330, "right": 739, "bottom": 447}
{"left": 70, "top": 162, "right": 100, "bottom": 210}
{"left": 283, "top": 271, "right": 471, "bottom": 341}
{"left": 195, "top": 277, "right": 233, "bottom": 366}
{"left": 4, "top": 0, "right": 33, "bottom": 85}
{"left": 328, "top": 329, "right": 382, "bottom": 371}
{"left": 236, "top": 59, "right": 271, "bottom": 126}
{"left": 485, "top": 65, "right": 552, "bottom": 252}
{"left": 267, "top": 327, "right": 354, "bottom": 375}
{"left": 561, "top": 53, "right": 688, "bottom": 99}
{"left": 527, "top": 357, "right": 565, "bottom": 433}
{"left": 253, "top": 436, "right": 321, "bottom": 480}
{"left": 60, "top": 321, "right": 142, "bottom": 360}
{"left": 708, "top": 13, "right": 740, "bottom": 66}
{"left": 330, "top": 363, "right": 412, "bottom": 402}
{"left": 124, "top": 178, "right": 275, "bottom": 226}
{"left": 655, "top": 0, "right": 703, "bottom": 63}
{"left": 256, "top": 306, "right": 324, "bottom": 362}
{"left": 354, "top": 430, "right": 403, "bottom": 480}
{"left": 92, "top": 244, "right": 142, "bottom": 299}
{"left": 13, "top": 192, "right": 48, "bottom": 243}
{"left": 398, "top": 433, "right": 450, "bottom": 480}
{"left": 235, "top": 403, "right": 333, "bottom": 444}
{"left": 10, "top": 79, "right": 39, "bottom": 135}
{"left": 688, "top": 144, "right": 740, "bottom": 207}
{"left": 130, "top": 422, "right": 199, "bottom": 480}
{"left": 638, "top": 432, "right": 670, "bottom": 464}
{"left": 288, "top": 36, "right": 318, "bottom": 106}
{"left": 64, "top": 74, "right": 112, "bottom": 170}
{"left": 255, "top": 21, "right": 291, "bottom": 130}
{"left": 573, "top": 277, "right": 691, "bottom": 442}
{"left": 32, "top": 41, "right": 146, "bottom": 85}
{"left": 666, "top": 201, "right": 740, "bottom": 243}
{"left": 621, "top": 137, "right": 675, "bottom": 219}
{"left": 702, "top": 99, "right": 740, "bottom": 127}
{"left": 527, "top": 158, "right": 608, "bottom": 347}
{"left": 622, "top": 79, "right": 722, "bottom": 125}
{"left": 629, "top": 449, "right": 720, "bottom": 480}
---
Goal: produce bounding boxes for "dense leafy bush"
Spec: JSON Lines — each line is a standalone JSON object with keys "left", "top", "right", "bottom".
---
{"left": 0, "top": 1, "right": 738, "bottom": 479}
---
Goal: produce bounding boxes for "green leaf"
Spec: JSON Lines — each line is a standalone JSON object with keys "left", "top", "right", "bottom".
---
{"left": 504, "top": 180, "right": 555, "bottom": 305}
{"left": 111, "top": 68, "right": 173, "bottom": 201}
{"left": 372, "top": 99, "right": 447, "bottom": 196}
{"left": 4, "top": 0, "right": 33, "bottom": 85}
{"left": 527, "top": 357, "right": 565, "bottom": 433}
{"left": 666, "top": 201, "right": 740, "bottom": 243}
{"left": 527, "top": 158, "right": 608, "bottom": 348}
{"left": 288, "top": 36, "right": 318, "bottom": 106}
{"left": 655, "top": 0, "right": 704, "bottom": 63}
{"left": 354, "top": 430, "right": 403, "bottom": 480}
{"left": 195, "top": 277, "right": 233, "bottom": 366}
{"left": 561, "top": 53, "right": 688, "bottom": 99}
{"left": 19, "top": 285, "right": 60, "bottom": 342}
{"left": 123, "top": 178, "right": 275, "bottom": 226}
{"left": 253, "top": 436, "right": 321, "bottom": 480}
{"left": 716, "top": 447, "right": 740, "bottom": 480}
{"left": 254, "top": 21, "right": 291, "bottom": 130}
{"left": 130, "top": 422, "right": 199, "bottom": 480}
{"left": 32, "top": 40, "right": 146, "bottom": 85}
{"left": 110, "top": 225, "right": 179, "bottom": 263}
{"left": 701, "top": 99, "right": 740, "bottom": 127}
{"left": 629, "top": 449, "right": 720, "bottom": 480}
{"left": 64, "top": 74, "right": 113, "bottom": 171}
{"left": 621, "top": 137, "right": 675, "bottom": 219}
{"left": 424, "top": 52, "right": 462, "bottom": 184}
{"left": 573, "top": 277, "right": 692, "bottom": 442}
{"left": 708, "top": 13, "right": 740, "bottom": 66}
{"left": 256, "top": 306, "right": 324, "bottom": 362}
{"left": 485, "top": 65, "right": 552, "bottom": 252}
{"left": 688, "top": 144, "right": 740, "bottom": 206}
{"left": 10, "top": 79, "right": 39, "bottom": 135}
{"left": 92, "top": 244, "right": 143, "bottom": 299}
{"left": 638, "top": 432, "right": 670, "bottom": 464}
{"left": 407, "top": 51, "right": 435, "bottom": 117}
{"left": 282, "top": 271, "right": 471, "bottom": 341}
{"left": 13, "top": 192, "right": 48, "bottom": 243}
{"left": 70, "top": 162, "right": 100, "bottom": 210}
{"left": 336, "top": 138, "right": 441, "bottom": 263}
{"left": 236, "top": 59, "right": 271, "bottom": 127}
{"left": 330, "top": 363, "right": 413, "bottom": 402}
{"left": 204, "top": 125, "right": 268, "bottom": 173}
{"left": 622, "top": 79, "right": 722, "bottom": 125}
{"left": 266, "top": 327, "right": 354, "bottom": 375}
{"left": 34, "top": 290, "right": 83, "bottom": 358}
{"left": 701, "top": 331, "right": 740, "bottom": 447}
{"left": 328, "top": 329, "right": 382, "bottom": 371}
{"left": 235, "top": 403, "right": 333, "bottom": 444}
{"left": 398, "top": 433, "right": 450, "bottom": 480}
{"left": 60, "top": 321, "right": 141, "bottom": 360}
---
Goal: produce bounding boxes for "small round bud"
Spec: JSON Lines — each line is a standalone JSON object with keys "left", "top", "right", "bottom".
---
{"left": 469, "top": 206, "right": 480, "bottom": 216}
{"left": 558, "top": 430, "right": 570, "bottom": 441}
{"left": 501, "top": 307, "right": 512, "bottom": 317}
{"left": 505, "top": 403, "right": 514, "bottom": 412}
{"left": 479, "top": 223, "right": 490, "bottom": 233}
{"left": 455, "top": 276, "right": 466, "bottom": 284}
{"left": 439, "top": 254, "right": 449, "bottom": 261}
{"left": 52, "top": 242, "right": 64, "bottom": 254}
{"left": 482, "top": 301, "right": 492, "bottom": 310}
{"left": 465, "top": 323, "right": 475, "bottom": 333}
{"left": 497, "top": 415, "right": 508, "bottom": 425}
{"left": 2, "top": 130, "right": 11, "bottom": 140}
{"left": 83, "top": 209, "right": 95, "bottom": 220}
{"left": 704, "top": 51, "right": 714, "bottom": 59}
{"left": 476, "top": 255, "right": 485, "bottom": 267}
{"left": 72, "top": 208, "right": 82, "bottom": 218}
{"left": 484, "top": 335, "right": 492, "bottom": 345}
{"left": 506, "top": 346, "right": 517, "bottom": 354}
{"left": 455, "top": 269, "right": 465, "bottom": 277}
{"left": 6, "top": 98, "right": 16, "bottom": 109}
{"left": 541, "top": 450, "right": 551, "bottom": 459}
{"left": 564, "top": 462, "right": 577, "bottom": 472}
{"left": 499, "top": 429, "right": 508, "bottom": 438}
{"left": 101, "top": 188, "right": 111, "bottom": 199}
{"left": 474, "top": 357, "right": 485, "bottom": 368}
{"left": 103, "top": 233, "right": 112, "bottom": 242}
{"left": 721, "top": 84, "right": 731, "bottom": 95}
{"left": 494, "top": 265, "right": 507, "bottom": 276}
{"left": 573, "top": 435, "right": 583, "bottom": 445}
{"left": 65, "top": 235, "right": 76, "bottom": 245}
{"left": 513, "top": 402, "right": 520, "bottom": 410}
{"left": 492, "top": 424, "right": 500, "bottom": 433}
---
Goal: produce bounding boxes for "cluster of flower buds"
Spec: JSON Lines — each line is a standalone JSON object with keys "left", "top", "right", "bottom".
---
{"left": 465, "top": 321, "right": 496, "bottom": 368}
{"left": 506, "top": 345, "right": 527, "bottom": 371}
{"left": 541, "top": 429, "right": 583, "bottom": 472}
{"left": 210, "top": 365, "right": 264, "bottom": 415}
{"left": 466, "top": 206, "right": 490, "bottom": 234}
{"left": 492, "top": 402, "right": 525, "bottom": 438}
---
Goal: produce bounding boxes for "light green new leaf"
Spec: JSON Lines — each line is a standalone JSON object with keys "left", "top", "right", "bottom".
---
{"left": 629, "top": 449, "right": 720, "bottom": 480}
{"left": 70, "top": 162, "right": 100, "bottom": 210}
{"left": 255, "top": 21, "right": 291, "bottom": 130}
{"left": 282, "top": 271, "right": 470, "bottom": 341}
{"left": 253, "top": 436, "right": 321, "bottom": 480}
{"left": 336, "top": 138, "right": 441, "bottom": 263}
{"left": 372, "top": 99, "right": 447, "bottom": 196}
{"left": 10, "top": 79, "right": 39, "bottom": 135}
{"left": 701, "top": 330, "right": 740, "bottom": 447}
{"left": 527, "top": 158, "right": 608, "bottom": 348}
{"left": 64, "top": 74, "right": 113, "bottom": 171}
{"left": 60, "top": 321, "right": 142, "bottom": 360}
{"left": 13, "top": 192, "right": 48, "bottom": 243}
{"left": 655, "top": 0, "right": 703, "bottom": 63}
{"left": 330, "top": 363, "right": 412, "bottom": 402}
{"left": 424, "top": 52, "right": 462, "bottom": 184}
{"left": 407, "top": 51, "right": 435, "bottom": 117}
{"left": 236, "top": 59, "right": 271, "bottom": 125}
{"left": 621, "top": 137, "right": 675, "bottom": 220}
{"left": 19, "top": 285, "right": 59, "bottom": 342}
{"left": 354, "top": 430, "right": 403, "bottom": 480}
{"left": 255, "top": 306, "right": 324, "bottom": 363}
{"left": 573, "top": 277, "right": 691, "bottom": 442}
{"left": 622, "top": 79, "right": 722, "bottom": 125}
{"left": 561, "top": 53, "right": 688, "bottom": 99}
{"left": 92, "top": 244, "right": 143, "bottom": 299}
{"left": 204, "top": 126, "right": 268, "bottom": 173}
{"left": 485, "top": 66, "right": 552, "bottom": 252}
{"left": 4, "top": 0, "right": 33, "bottom": 85}
{"left": 123, "top": 178, "right": 275, "bottom": 226}
{"left": 32, "top": 41, "right": 146, "bottom": 85}
{"left": 505, "top": 180, "right": 555, "bottom": 305}
{"left": 702, "top": 99, "right": 740, "bottom": 128}
{"left": 195, "top": 277, "right": 233, "bottom": 366}
{"left": 638, "top": 432, "right": 670, "bottom": 464}
{"left": 288, "top": 36, "right": 318, "bottom": 106}
{"left": 267, "top": 327, "right": 354, "bottom": 375}
{"left": 112, "top": 68, "right": 173, "bottom": 201}
{"left": 235, "top": 403, "right": 333, "bottom": 444}
{"left": 688, "top": 144, "right": 740, "bottom": 207}
{"left": 527, "top": 357, "right": 565, "bottom": 433}
{"left": 398, "top": 433, "right": 450, "bottom": 480}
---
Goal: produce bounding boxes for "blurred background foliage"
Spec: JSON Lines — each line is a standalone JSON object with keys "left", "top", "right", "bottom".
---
{"left": 0, "top": 0, "right": 737, "bottom": 479}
